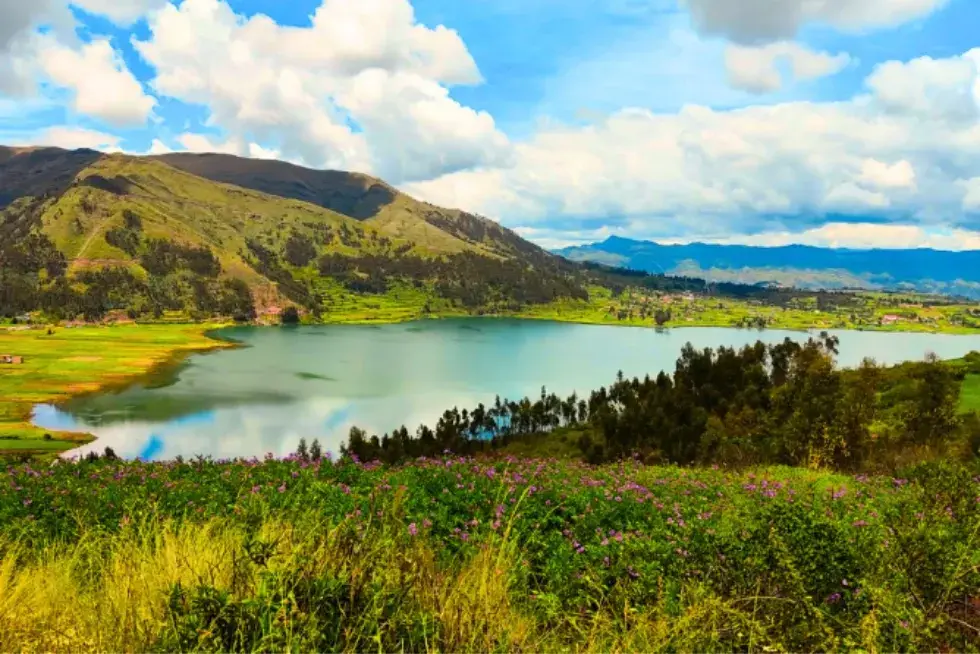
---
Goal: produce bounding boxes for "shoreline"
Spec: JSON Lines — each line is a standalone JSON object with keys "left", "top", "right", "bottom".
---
{"left": 5, "top": 316, "right": 980, "bottom": 460}
{"left": 0, "top": 323, "right": 237, "bottom": 459}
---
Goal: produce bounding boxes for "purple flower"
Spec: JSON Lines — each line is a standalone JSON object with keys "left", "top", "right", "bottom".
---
{"left": 277, "top": 483, "right": 286, "bottom": 493}
{"left": 408, "top": 523, "right": 417, "bottom": 537}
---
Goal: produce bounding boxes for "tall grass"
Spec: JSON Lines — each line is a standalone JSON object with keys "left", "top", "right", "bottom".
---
{"left": 0, "top": 456, "right": 978, "bottom": 651}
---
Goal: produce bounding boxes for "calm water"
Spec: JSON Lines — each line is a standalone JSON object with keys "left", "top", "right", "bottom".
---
{"left": 33, "top": 319, "right": 980, "bottom": 461}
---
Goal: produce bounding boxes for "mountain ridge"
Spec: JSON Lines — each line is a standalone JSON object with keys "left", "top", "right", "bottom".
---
{"left": 557, "top": 236, "right": 980, "bottom": 298}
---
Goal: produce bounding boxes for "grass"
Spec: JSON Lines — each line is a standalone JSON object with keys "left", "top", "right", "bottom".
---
{"left": 0, "top": 324, "right": 233, "bottom": 453}
{"left": 0, "top": 455, "right": 977, "bottom": 651}
{"left": 961, "top": 374, "right": 980, "bottom": 414}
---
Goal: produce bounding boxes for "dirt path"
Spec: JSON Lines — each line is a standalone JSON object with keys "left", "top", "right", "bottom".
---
{"left": 70, "top": 214, "right": 114, "bottom": 272}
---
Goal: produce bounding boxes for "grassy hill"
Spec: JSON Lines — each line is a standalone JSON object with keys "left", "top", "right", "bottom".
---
{"left": 0, "top": 146, "right": 601, "bottom": 322}
{"left": 152, "top": 152, "right": 547, "bottom": 260}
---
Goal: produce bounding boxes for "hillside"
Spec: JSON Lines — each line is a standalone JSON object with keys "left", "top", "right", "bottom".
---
{"left": 557, "top": 236, "right": 980, "bottom": 298}
{"left": 0, "top": 146, "right": 597, "bottom": 322}
{"left": 152, "top": 152, "right": 544, "bottom": 261}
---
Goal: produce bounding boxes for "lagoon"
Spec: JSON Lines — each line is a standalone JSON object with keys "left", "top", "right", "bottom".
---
{"left": 33, "top": 319, "right": 980, "bottom": 461}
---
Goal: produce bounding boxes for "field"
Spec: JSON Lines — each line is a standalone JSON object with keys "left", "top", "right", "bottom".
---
{"left": 0, "top": 454, "right": 977, "bottom": 651}
{"left": 963, "top": 374, "right": 980, "bottom": 414}
{"left": 0, "top": 324, "right": 232, "bottom": 455}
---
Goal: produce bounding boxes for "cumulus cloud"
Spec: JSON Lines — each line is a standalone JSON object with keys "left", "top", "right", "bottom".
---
{"left": 11, "top": 125, "right": 122, "bottom": 150}
{"left": 39, "top": 38, "right": 155, "bottom": 126}
{"left": 725, "top": 42, "right": 851, "bottom": 93}
{"left": 962, "top": 178, "right": 980, "bottom": 213}
{"left": 0, "top": 0, "right": 161, "bottom": 116}
{"left": 866, "top": 49, "right": 980, "bottom": 123}
{"left": 71, "top": 0, "right": 167, "bottom": 25}
{"left": 682, "top": 0, "right": 950, "bottom": 45}
{"left": 859, "top": 159, "right": 917, "bottom": 190}
{"left": 133, "top": 0, "right": 510, "bottom": 182}
{"left": 407, "top": 47, "right": 980, "bottom": 241}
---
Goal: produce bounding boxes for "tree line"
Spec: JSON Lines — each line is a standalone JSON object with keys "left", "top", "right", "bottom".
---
{"left": 342, "top": 335, "right": 980, "bottom": 470}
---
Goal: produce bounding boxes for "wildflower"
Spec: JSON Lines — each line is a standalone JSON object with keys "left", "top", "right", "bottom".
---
{"left": 278, "top": 484, "right": 286, "bottom": 493}
{"left": 408, "top": 523, "right": 417, "bottom": 537}
{"left": 826, "top": 593, "right": 842, "bottom": 604}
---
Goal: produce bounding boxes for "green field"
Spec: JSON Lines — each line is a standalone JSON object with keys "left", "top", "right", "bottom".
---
{"left": 0, "top": 324, "right": 232, "bottom": 454}
{"left": 0, "top": 454, "right": 977, "bottom": 651}
{"left": 961, "top": 374, "right": 980, "bottom": 413}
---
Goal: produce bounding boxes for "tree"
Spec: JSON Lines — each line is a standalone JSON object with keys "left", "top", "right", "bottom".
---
{"left": 904, "top": 353, "right": 960, "bottom": 445}
{"left": 284, "top": 234, "right": 317, "bottom": 268}
{"left": 281, "top": 306, "right": 301, "bottom": 325}
{"left": 654, "top": 308, "right": 672, "bottom": 326}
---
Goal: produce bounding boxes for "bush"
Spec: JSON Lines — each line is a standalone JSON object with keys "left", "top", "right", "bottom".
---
{"left": 281, "top": 306, "right": 300, "bottom": 325}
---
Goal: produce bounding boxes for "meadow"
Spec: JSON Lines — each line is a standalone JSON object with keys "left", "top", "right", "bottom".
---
{"left": 962, "top": 374, "right": 980, "bottom": 414}
{"left": 0, "top": 453, "right": 977, "bottom": 652}
{"left": 0, "top": 324, "right": 231, "bottom": 454}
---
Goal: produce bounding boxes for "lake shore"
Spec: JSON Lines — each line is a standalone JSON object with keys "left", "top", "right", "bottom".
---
{"left": 0, "top": 324, "right": 236, "bottom": 458}
{"left": 6, "top": 314, "right": 980, "bottom": 459}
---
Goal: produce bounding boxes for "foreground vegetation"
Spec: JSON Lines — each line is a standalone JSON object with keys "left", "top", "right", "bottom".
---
{"left": 0, "top": 324, "right": 231, "bottom": 454}
{"left": 0, "top": 453, "right": 977, "bottom": 651}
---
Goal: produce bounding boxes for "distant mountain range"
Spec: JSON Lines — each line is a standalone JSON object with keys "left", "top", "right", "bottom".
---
{"left": 556, "top": 236, "right": 980, "bottom": 299}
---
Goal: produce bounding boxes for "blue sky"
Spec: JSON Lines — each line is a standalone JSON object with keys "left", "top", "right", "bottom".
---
{"left": 2, "top": 0, "right": 980, "bottom": 249}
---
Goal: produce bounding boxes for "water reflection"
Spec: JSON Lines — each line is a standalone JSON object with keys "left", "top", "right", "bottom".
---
{"left": 31, "top": 320, "right": 980, "bottom": 461}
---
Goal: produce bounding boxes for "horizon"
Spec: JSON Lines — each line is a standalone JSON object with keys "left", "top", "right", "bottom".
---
{"left": 1, "top": 0, "right": 979, "bottom": 251}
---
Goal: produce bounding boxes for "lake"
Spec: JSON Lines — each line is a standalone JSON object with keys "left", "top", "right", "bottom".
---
{"left": 32, "top": 319, "right": 980, "bottom": 461}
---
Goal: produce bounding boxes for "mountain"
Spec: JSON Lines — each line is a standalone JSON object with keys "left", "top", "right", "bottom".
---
{"left": 150, "top": 152, "right": 542, "bottom": 260}
{"left": 0, "top": 146, "right": 600, "bottom": 322}
{"left": 557, "top": 236, "right": 980, "bottom": 298}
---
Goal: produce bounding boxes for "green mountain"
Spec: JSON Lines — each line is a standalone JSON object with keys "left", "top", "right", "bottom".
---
{"left": 0, "top": 146, "right": 605, "bottom": 321}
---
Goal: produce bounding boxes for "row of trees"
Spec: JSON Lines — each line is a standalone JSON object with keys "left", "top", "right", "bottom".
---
{"left": 342, "top": 335, "right": 977, "bottom": 470}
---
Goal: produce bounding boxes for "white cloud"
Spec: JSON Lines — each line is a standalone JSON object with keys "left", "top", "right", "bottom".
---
{"left": 691, "top": 223, "right": 980, "bottom": 251}
{"left": 866, "top": 49, "right": 980, "bottom": 123}
{"left": 177, "top": 132, "right": 243, "bottom": 155}
{"left": 725, "top": 42, "right": 851, "bottom": 93}
{"left": 824, "top": 182, "right": 890, "bottom": 210}
{"left": 859, "top": 159, "right": 917, "bottom": 190}
{"left": 11, "top": 125, "right": 122, "bottom": 150}
{"left": 408, "top": 47, "right": 980, "bottom": 240}
{"left": 168, "top": 132, "right": 282, "bottom": 161}
{"left": 962, "top": 178, "right": 980, "bottom": 213}
{"left": 71, "top": 0, "right": 167, "bottom": 25}
{"left": 39, "top": 38, "right": 155, "bottom": 126}
{"left": 133, "top": 0, "right": 509, "bottom": 182}
{"left": 682, "top": 0, "right": 950, "bottom": 45}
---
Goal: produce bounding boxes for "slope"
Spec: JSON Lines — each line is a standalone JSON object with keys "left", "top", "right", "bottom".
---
{"left": 1, "top": 147, "right": 595, "bottom": 321}
{"left": 152, "top": 152, "right": 549, "bottom": 261}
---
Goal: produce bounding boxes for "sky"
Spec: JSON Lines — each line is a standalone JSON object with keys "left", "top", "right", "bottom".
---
{"left": 1, "top": 0, "right": 980, "bottom": 250}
